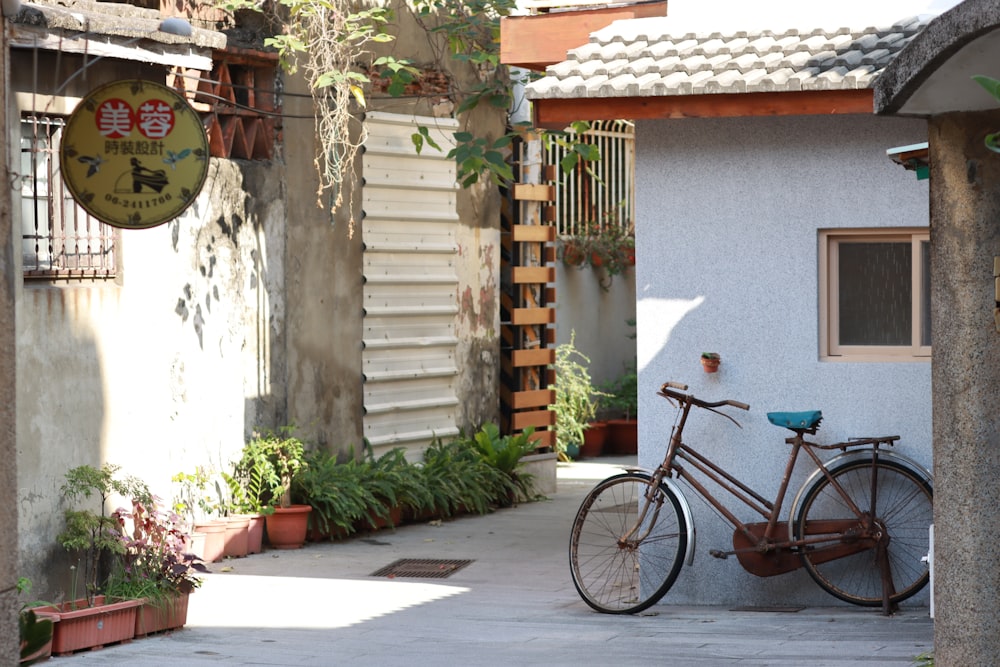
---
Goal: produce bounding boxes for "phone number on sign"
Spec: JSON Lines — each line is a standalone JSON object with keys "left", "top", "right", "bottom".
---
{"left": 104, "top": 193, "right": 174, "bottom": 208}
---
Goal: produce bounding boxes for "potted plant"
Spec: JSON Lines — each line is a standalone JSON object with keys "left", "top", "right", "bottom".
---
{"left": 468, "top": 423, "right": 538, "bottom": 504}
{"left": 701, "top": 352, "right": 721, "bottom": 373}
{"left": 365, "top": 445, "right": 434, "bottom": 527}
{"left": 106, "top": 495, "right": 208, "bottom": 636}
{"left": 599, "top": 319, "right": 639, "bottom": 455}
{"left": 252, "top": 426, "right": 312, "bottom": 549}
{"left": 292, "top": 449, "right": 377, "bottom": 540}
{"left": 46, "top": 464, "right": 149, "bottom": 654}
{"left": 558, "top": 236, "right": 589, "bottom": 267}
{"left": 223, "top": 438, "right": 280, "bottom": 554}
{"left": 17, "top": 578, "right": 54, "bottom": 665}
{"left": 550, "top": 333, "right": 604, "bottom": 460}
{"left": 560, "top": 212, "right": 635, "bottom": 290}
{"left": 589, "top": 219, "right": 635, "bottom": 290}
{"left": 600, "top": 362, "right": 638, "bottom": 455}
{"left": 172, "top": 467, "right": 226, "bottom": 563}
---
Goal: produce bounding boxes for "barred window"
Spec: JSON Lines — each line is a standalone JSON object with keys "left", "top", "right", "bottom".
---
{"left": 546, "top": 119, "right": 635, "bottom": 236}
{"left": 21, "top": 115, "right": 117, "bottom": 279}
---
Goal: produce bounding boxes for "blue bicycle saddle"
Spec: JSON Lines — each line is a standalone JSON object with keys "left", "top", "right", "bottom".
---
{"left": 767, "top": 410, "right": 823, "bottom": 430}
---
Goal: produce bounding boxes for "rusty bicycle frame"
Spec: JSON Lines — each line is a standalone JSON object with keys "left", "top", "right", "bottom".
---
{"left": 633, "top": 382, "right": 907, "bottom": 614}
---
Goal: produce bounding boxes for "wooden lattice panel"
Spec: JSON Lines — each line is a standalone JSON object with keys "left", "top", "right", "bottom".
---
{"left": 499, "top": 152, "right": 557, "bottom": 452}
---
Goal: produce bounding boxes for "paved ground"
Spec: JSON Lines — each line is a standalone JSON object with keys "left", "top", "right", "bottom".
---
{"left": 54, "top": 457, "right": 933, "bottom": 666}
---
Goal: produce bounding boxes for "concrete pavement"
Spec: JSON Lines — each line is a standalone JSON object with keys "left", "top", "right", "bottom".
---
{"left": 53, "top": 457, "right": 933, "bottom": 666}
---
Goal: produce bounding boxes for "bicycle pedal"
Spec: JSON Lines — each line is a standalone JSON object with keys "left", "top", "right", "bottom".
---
{"left": 709, "top": 549, "right": 729, "bottom": 560}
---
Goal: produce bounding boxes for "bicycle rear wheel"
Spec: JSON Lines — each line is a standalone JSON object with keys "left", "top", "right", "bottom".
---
{"left": 569, "top": 472, "right": 687, "bottom": 614}
{"left": 795, "top": 458, "right": 933, "bottom": 606}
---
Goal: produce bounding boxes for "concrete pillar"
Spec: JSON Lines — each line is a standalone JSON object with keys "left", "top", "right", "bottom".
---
{"left": 0, "top": 16, "right": 17, "bottom": 665}
{"left": 929, "top": 109, "right": 1000, "bottom": 664}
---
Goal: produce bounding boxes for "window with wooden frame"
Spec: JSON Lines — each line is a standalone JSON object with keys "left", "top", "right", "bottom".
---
{"left": 819, "top": 229, "right": 930, "bottom": 360}
{"left": 20, "top": 115, "right": 117, "bottom": 279}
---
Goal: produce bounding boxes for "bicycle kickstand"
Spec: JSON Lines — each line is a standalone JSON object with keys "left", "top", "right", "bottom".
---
{"left": 876, "top": 536, "right": 898, "bottom": 616}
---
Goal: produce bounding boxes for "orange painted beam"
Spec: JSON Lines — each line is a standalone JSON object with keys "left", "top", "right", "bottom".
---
{"left": 513, "top": 348, "right": 555, "bottom": 367}
{"left": 513, "top": 409, "right": 556, "bottom": 430}
{"left": 500, "top": 2, "right": 669, "bottom": 70}
{"left": 513, "top": 266, "right": 555, "bottom": 284}
{"left": 511, "top": 389, "right": 555, "bottom": 409}
{"left": 513, "top": 224, "right": 556, "bottom": 242}
{"left": 532, "top": 89, "right": 875, "bottom": 129}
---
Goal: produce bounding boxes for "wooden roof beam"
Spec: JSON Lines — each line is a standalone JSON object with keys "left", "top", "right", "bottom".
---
{"left": 531, "top": 89, "right": 875, "bottom": 129}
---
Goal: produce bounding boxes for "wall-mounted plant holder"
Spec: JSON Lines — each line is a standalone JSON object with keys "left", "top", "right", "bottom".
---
{"left": 701, "top": 352, "right": 721, "bottom": 373}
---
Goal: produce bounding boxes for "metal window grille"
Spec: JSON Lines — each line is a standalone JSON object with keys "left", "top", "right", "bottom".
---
{"left": 546, "top": 119, "right": 635, "bottom": 236}
{"left": 21, "top": 115, "right": 117, "bottom": 278}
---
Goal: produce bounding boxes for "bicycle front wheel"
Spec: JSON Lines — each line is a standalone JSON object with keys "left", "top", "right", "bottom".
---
{"left": 795, "top": 458, "right": 933, "bottom": 606}
{"left": 569, "top": 472, "right": 687, "bottom": 614}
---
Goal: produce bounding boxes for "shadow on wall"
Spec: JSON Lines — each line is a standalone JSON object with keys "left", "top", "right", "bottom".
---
{"left": 17, "top": 286, "right": 106, "bottom": 600}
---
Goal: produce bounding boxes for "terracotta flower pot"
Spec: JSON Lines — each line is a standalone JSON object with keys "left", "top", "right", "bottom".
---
{"left": 580, "top": 421, "right": 608, "bottom": 459}
{"left": 134, "top": 592, "right": 190, "bottom": 637}
{"left": 38, "top": 596, "right": 142, "bottom": 656}
{"left": 246, "top": 514, "right": 265, "bottom": 554}
{"left": 265, "top": 505, "right": 312, "bottom": 549}
{"left": 192, "top": 520, "right": 226, "bottom": 563}
{"left": 561, "top": 242, "right": 586, "bottom": 267}
{"left": 606, "top": 419, "right": 638, "bottom": 455}
{"left": 701, "top": 354, "right": 721, "bottom": 373}
{"left": 223, "top": 515, "right": 250, "bottom": 558}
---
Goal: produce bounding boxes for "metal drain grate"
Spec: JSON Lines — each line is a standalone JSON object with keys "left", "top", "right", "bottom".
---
{"left": 371, "top": 558, "right": 474, "bottom": 579}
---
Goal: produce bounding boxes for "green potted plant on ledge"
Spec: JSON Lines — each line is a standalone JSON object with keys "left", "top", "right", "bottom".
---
{"left": 224, "top": 437, "right": 280, "bottom": 554}
{"left": 559, "top": 212, "right": 635, "bottom": 291}
{"left": 17, "top": 578, "right": 54, "bottom": 665}
{"left": 551, "top": 333, "right": 604, "bottom": 460}
{"left": 46, "top": 463, "right": 150, "bottom": 654}
{"left": 600, "top": 319, "right": 639, "bottom": 455}
{"left": 252, "top": 426, "right": 312, "bottom": 549}
{"left": 107, "top": 496, "right": 208, "bottom": 636}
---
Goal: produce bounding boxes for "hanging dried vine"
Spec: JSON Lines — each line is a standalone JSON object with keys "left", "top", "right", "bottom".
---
{"left": 222, "top": 0, "right": 413, "bottom": 236}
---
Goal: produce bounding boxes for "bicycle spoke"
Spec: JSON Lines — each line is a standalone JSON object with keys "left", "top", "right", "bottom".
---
{"left": 569, "top": 473, "right": 687, "bottom": 614}
{"left": 797, "top": 460, "right": 932, "bottom": 606}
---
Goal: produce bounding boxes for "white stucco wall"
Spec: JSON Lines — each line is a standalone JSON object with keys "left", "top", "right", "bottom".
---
{"left": 555, "top": 264, "right": 636, "bottom": 390}
{"left": 635, "top": 113, "right": 932, "bottom": 606}
{"left": 15, "top": 160, "right": 287, "bottom": 597}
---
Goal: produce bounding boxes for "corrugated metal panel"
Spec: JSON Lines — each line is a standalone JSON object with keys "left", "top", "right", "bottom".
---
{"left": 362, "top": 112, "right": 460, "bottom": 456}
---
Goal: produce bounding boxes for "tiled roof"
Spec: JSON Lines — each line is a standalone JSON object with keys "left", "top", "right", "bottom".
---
{"left": 525, "top": 15, "right": 931, "bottom": 100}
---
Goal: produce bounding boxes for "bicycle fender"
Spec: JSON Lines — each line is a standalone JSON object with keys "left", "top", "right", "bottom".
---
{"left": 663, "top": 476, "right": 697, "bottom": 567}
{"left": 786, "top": 450, "right": 933, "bottom": 538}
{"left": 626, "top": 467, "right": 697, "bottom": 567}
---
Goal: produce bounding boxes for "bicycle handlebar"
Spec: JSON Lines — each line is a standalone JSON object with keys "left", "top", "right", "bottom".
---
{"left": 658, "top": 382, "right": 750, "bottom": 412}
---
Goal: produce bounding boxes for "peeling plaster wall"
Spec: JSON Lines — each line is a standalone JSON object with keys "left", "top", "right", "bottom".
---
{"left": 281, "top": 70, "right": 365, "bottom": 454}
{"left": 454, "top": 198, "right": 501, "bottom": 430}
{"left": 14, "top": 108, "right": 287, "bottom": 597}
{"left": 0, "top": 21, "right": 17, "bottom": 664}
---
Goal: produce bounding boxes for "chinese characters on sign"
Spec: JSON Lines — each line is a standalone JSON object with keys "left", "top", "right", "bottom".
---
{"left": 60, "top": 79, "right": 209, "bottom": 229}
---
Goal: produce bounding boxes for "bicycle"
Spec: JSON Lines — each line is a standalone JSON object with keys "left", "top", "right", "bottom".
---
{"left": 568, "top": 381, "right": 933, "bottom": 615}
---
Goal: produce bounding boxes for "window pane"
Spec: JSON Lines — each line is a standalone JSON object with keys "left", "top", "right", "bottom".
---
{"left": 838, "top": 242, "right": 911, "bottom": 346}
{"left": 21, "top": 116, "right": 116, "bottom": 278}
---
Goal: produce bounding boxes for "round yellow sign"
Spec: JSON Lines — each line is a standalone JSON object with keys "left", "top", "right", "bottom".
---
{"left": 60, "top": 79, "right": 209, "bottom": 229}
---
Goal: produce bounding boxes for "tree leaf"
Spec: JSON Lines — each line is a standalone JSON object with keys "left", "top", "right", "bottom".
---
{"left": 350, "top": 85, "right": 366, "bottom": 108}
{"left": 973, "top": 75, "right": 1000, "bottom": 102}
{"left": 986, "top": 133, "right": 1000, "bottom": 154}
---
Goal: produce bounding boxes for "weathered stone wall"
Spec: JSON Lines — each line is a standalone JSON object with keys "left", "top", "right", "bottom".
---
{"left": 11, "top": 53, "right": 288, "bottom": 598}
{"left": 1, "top": 17, "right": 18, "bottom": 666}
{"left": 928, "top": 109, "right": 1000, "bottom": 664}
